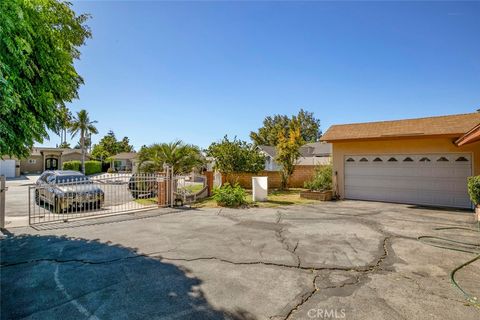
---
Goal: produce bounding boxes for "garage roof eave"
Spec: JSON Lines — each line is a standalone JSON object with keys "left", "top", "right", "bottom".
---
{"left": 320, "top": 133, "right": 461, "bottom": 143}
{"left": 321, "top": 113, "right": 480, "bottom": 142}
{"left": 455, "top": 123, "right": 480, "bottom": 146}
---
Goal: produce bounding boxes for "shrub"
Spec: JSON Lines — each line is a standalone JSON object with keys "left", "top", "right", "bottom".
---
{"left": 213, "top": 183, "right": 247, "bottom": 207}
{"left": 62, "top": 160, "right": 81, "bottom": 171}
{"left": 467, "top": 176, "right": 480, "bottom": 205}
{"left": 84, "top": 161, "right": 102, "bottom": 175}
{"left": 107, "top": 167, "right": 114, "bottom": 173}
{"left": 304, "top": 164, "right": 333, "bottom": 191}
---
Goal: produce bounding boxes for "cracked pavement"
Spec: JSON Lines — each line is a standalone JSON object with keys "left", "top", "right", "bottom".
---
{"left": 1, "top": 200, "right": 479, "bottom": 319}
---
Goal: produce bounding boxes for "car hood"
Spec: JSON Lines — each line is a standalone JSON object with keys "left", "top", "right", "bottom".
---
{"left": 56, "top": 184, "right": 102, "bottom": 193}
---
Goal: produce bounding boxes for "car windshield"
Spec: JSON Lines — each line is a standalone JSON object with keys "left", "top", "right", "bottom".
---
{"left": 55, "top": 175, "right": 91, "bottom": 184}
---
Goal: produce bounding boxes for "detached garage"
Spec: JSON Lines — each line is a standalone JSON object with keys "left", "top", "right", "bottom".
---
{"left": 321, "top": 113, "right": 480, "bottom": 209}
{"left": 0, "top": 159, "right": 17, "bottom": 178}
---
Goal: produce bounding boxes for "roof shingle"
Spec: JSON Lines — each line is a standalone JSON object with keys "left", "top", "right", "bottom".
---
{"left": 320, "top": 113, "right": 480, "bottom": 142}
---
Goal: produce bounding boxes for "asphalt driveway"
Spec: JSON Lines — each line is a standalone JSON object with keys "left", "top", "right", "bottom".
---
{"left": 1, "top": 201, "right": 479, "bottom": 319}
{"left": 3, "top": 175, "right": 39, "bottom": 227}
{"left": 4, "top": 174, "right": 136, "bottom": 227}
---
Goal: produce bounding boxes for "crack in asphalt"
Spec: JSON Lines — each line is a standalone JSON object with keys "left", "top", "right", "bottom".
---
{"left": 275, "top": 211, "right": 302, "bottom": 268}
{"left": 282, "top": 236, "right": 392, "bottom": 320}
{"left": 1, "top": 237, "right": 392, "bottom": 275}
{"left": 4, "top": 207, "right": 398, "bottom": 320}
{"left": 281, "top": 273, "right": 320, "bottom": 320}
{"left": 0, "top": 255, "right": 139, "bottom": 268}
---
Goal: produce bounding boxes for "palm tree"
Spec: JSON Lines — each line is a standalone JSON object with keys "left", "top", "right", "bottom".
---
{"left": 70, "top": 110, "right": 98, "bottom": 173}
{"left": 137, "top": 141, "right": 204, "bottom": 174}
{"left": 58, "top": 105, "right": 72, "bottom": 146}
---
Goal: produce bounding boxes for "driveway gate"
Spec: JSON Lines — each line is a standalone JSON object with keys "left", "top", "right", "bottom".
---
{"left": 28, "top": 172, "right": 171, "bottom": 225}
{"left": 28, "top": 168, "right": 209, "bottom": 226}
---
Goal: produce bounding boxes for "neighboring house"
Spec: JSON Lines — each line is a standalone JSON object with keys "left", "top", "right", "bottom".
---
{"left": 320, "top": 112, "right": 480, "bottom": 209}
{"left": 111, "top": 152, "right": 138, "bottom": 172}
{"left": 0, "top": 147, "right": 90, "bottom": 178}
{"left": 258, "top": 142, "right": 332, "bottom": 171}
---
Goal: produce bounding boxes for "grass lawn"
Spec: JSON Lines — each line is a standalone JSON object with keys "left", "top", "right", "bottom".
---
{"left": 134, "top": 197, "right": 158, "bottom": 206}
{"left": 193, "top": 188, "right": 322, "bottom": 208}
{"left": 179, "top": 183, "right": 204, "bottom": 194}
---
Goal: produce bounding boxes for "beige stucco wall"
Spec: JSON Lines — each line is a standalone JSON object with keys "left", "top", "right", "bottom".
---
{"left": 61, "top": 153, "right": 85, "bottom": 163}
{"left": 19, "top": 155, "right": 43, "bottom": 174}
{"left": 331, "top": 137, "right": 480, "bottom": 199}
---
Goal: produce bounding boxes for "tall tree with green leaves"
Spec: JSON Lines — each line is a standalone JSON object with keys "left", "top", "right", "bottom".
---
{"left": 137, "top": 141, "right": 204, "bottom": 175}
{"left": 70, "top": 110, "right": 98, "bottom": 173}
{"left": 250, "top": 109, "right": 321, "bottom": 146}
{"left": 91, "top": 131, "right": 134, "bottom": 161}
{"left": 275, "top": 123, "right": 303, "bottom": 190}
{"left": 119, "top": 137, "right": 134, "bottom": 153}
{"left": 0, "top": 0, "right": 91, "bottom": 158}
{"left": 206, "top": 136, "right": 265, "bottom": 184}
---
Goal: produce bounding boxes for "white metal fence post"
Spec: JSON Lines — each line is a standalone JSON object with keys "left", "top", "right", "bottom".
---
{"left": 0, "top": 175, "right": 6, "bottom": 229}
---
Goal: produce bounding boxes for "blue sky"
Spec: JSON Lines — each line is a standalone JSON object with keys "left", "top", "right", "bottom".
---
{"left": 40, "top": 0, "right": 480, "bottom": 150}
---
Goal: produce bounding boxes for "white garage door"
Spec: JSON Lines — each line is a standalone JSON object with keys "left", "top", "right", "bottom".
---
{"left": 344, "top": 154, "right": 472, "bottom": 209}
{"left": 0, "top": 160, "right": 16, "bottom": 178}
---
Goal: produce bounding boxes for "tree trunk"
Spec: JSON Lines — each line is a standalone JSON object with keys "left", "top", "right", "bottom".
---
{"left": 81, "top": 130, "right": 85, "bottom": 174}
{"left": 280, "top": 171, "right": 288, "bottom": 190}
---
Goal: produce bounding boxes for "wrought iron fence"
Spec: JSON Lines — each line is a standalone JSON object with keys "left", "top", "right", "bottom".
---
{"left": 28, "top": 173, "right": 166, "bottom": 225}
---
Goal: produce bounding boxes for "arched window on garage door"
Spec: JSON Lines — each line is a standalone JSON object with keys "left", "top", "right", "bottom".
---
{"left": 455, "top": 157, "right": 469, "bottom": 162}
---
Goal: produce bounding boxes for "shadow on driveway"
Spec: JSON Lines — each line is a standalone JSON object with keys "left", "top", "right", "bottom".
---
{"left": 0, "top": 234, "right": 255, "bottom": 320}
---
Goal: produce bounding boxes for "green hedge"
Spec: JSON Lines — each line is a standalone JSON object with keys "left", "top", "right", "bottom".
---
{"left": 62, "top": 160, "right": 102, "bottom": 175}
{"left": 62, "top": 161, "right": 81, "bottom": 171}
{"left": 85, "top": 161, "right": 102, "bottom": 175}
{"left": 467, "top": 175, "right": 480, "bottom": 205}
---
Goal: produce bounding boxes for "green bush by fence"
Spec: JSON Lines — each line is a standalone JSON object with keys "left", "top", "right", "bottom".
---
{"left": 85, "top": 161, "right": 102, "bottom": 175}
{"left": 62, "top": 161, "right": 81, "bottom": 171}
{"left": 213, "top": 183, "right": 247, "bottom": 207}
{"left": 62, "top": 160, "right": 102, "bottom": 175}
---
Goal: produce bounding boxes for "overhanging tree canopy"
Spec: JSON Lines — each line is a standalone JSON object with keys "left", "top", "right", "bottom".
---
{"left": 0, "top": 0, "right": 91, "bottom": 158}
